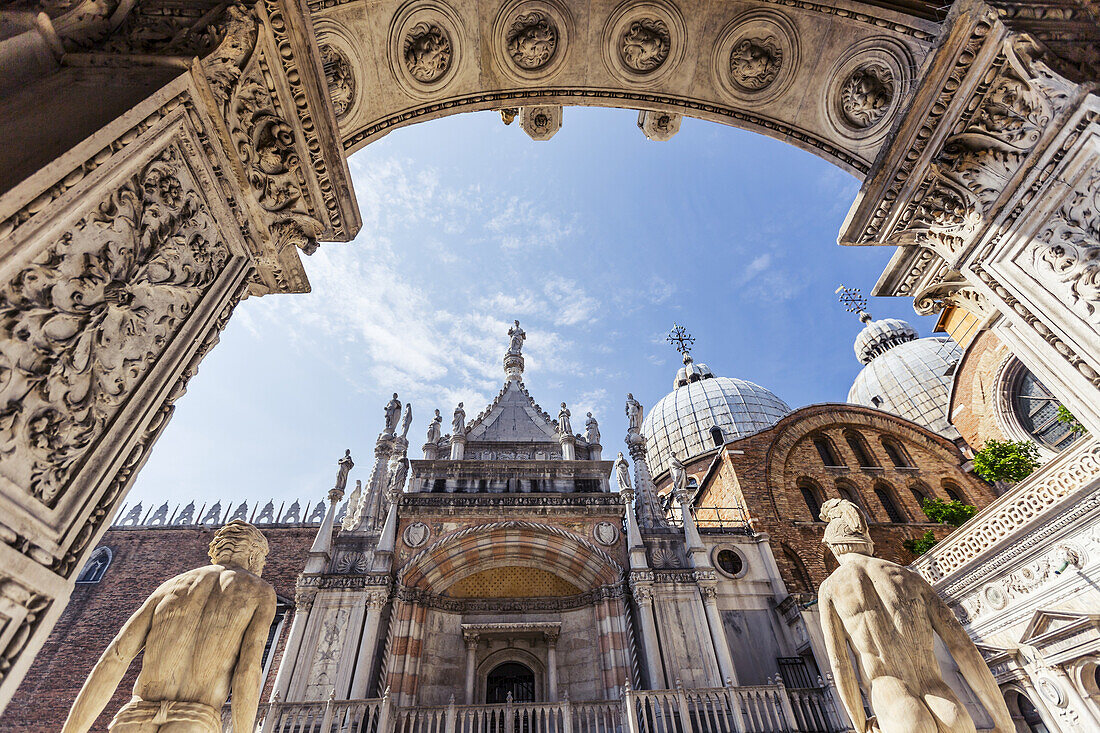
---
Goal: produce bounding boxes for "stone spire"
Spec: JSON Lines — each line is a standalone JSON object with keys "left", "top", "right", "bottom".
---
{"left": 625, "top": 394, "right": 666, "bottom": 528}
{"left": 306, "top": 451, "right": 350, "bottom": 571}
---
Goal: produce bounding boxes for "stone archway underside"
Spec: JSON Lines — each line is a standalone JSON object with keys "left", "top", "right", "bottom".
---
{"left": 0, "top": 0, "right": 1098, "bottom": 712}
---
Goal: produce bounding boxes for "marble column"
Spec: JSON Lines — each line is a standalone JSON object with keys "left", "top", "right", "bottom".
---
{"left": 348, "top": 589, "right": 392, "bottom": 699}
{"left": 631, "top": 583, "right": 665, "bottom": 689}
{"left": 464, "top": 632, "right": 478, "bottom": 704}
{"left": 546, "top": 631, "right": 560, "bottom": 701}
{"left": 700, "top": 586, "right": 738, "bottom": 686}
{"left": 560, "top": 434, "right": 576, "bottom": 461}
{"left": 450, "top": 434, "right": 466, "bottom": 460}
{"left": 271, "top": 589, "right": 317, "bottom": 701}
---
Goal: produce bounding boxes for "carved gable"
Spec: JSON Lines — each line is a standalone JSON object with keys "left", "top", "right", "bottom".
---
{"left": 466, "top": 381, "right": 558, "bottom": 443}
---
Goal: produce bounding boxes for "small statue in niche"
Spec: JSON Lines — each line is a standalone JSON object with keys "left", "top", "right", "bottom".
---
{"left": 585, "top": 412, "right": 601, "bottom": 444}
{"left": 817, "top": 499, "right": 1013, "bottom": 733}
{"left": 452, "top": 402, "right": 465, "bottom": 434}
{"left": 62, "top": 521, "right": 276, "bottom": 733}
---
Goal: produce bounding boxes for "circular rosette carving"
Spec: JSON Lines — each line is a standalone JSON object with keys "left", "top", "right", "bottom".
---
{"left": 602, "top": 0, "right": 685, "bottom": 85}
{"left": 389, "top": 1, "right": 465, "bottom": 98}
{"left": 824, "top": 38, "right": 912, "bottom": 143}
{"left": 404, "top": 22, "right": 451, "bottom": 82}
{"left": 494, "top": 0, "right": 572, "bottom": 82}
{"left": 713, "top": 10, "right": 798, "bottom": 106}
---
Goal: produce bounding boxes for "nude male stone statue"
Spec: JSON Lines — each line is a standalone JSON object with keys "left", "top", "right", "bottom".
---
{"left": 817, "top": 499, "right": 1012, "bottom": 733}
{"left": 62, "top": 520, "right": 277, "bottom": 733}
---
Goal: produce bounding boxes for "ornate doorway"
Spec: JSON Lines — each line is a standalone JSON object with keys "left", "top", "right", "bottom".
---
{"left": 486, "top": 663, "right": 536, "bottom": 703}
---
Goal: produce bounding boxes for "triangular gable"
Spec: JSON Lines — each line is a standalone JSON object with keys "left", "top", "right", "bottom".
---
{"left": 1019, "top": 610, "right": 1100, "bottom": 645}
{"left": 466, "top": 381, "right": 560, "bottom": 443}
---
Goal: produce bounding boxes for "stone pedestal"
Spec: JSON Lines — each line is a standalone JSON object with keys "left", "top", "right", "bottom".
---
{"left": 450, "top": 434, "right": 466, "bottom": 460}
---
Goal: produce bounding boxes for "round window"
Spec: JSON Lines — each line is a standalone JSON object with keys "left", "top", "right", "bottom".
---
{"left": 715, "top": 549, "right": 743, "bottom": 577}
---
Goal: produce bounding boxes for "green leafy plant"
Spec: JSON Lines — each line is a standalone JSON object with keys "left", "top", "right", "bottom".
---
{"left": 919, "top": 498, "right": 976, "bottom": 527}
{"left": 971, "top": 439, "right": 1040, "bottom": 483}
{"left": 903, "top": 530, "right": 938, "bottom": 556}
{"left": 1056, "top": 405, "right": 1088, "bottom": 435}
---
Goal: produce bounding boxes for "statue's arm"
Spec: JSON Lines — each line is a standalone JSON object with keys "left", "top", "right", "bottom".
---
{"left": 231, "top": 589, "right": 277, "bottom": 733}
{"left": 924, "top": 582, "right": 1013, "bottom": 733}
{"left": 820, "top": 592, "right": 866, "bottom": 733}
{"left": 61, "top": 595, "right": 156, "bottom": 733}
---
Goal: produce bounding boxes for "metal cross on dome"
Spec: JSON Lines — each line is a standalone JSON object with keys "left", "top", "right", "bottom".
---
{"left": 836, "top": 285, "right": 868, "bottom": 316}
{"left": 667, "top": 324, "right": 695, "bottom": 356}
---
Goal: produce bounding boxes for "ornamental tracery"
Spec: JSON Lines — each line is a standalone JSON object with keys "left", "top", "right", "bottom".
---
{"left": 506, "top": 12, "right": 558, "bottom": 70}
{"left": 729, "top": 37, "right": 782, "bottom": 91}
{"left": 0, "top": 146, "right": 230, "bottom": 505}
{"left": 620, "top": 18, "right": 669, "bottom": 73}
{"left": 404, "top": 22, "right": 452, "bottom": 83}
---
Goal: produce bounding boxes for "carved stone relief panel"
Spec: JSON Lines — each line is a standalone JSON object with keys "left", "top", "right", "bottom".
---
{"left": 637, "top": 109, "right": 681, "bottom": 141}
{"left": 304, "top": 604, "right": 352, "bottom": 700}
{"left": 824, "top": 37, "right": 912, "bottom": 144}
{"left": 389, "top": 1, "right": 465, "bottom": 98}
{"left": 320, "top": 43, "right": 355, "bottom": 119}
{"left": 602, "top": 0, "right": 685, "bottom": 85}
{"left": 713, "top": 10, "right": 798, "bottom": 106}
{"left": 493, "top": 0, "right": 572, "bottom": 82}
{"left": 0, "top": 144, "right": 230, "bottom": 509}
{"left": 519, "top": 105, "right": 562, "bottom": 140}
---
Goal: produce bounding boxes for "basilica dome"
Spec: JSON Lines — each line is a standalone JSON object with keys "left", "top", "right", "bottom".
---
{"left": 847, "top": 316, "right": 961, "bottom": 439}
{"left": 643, "top": 355, "right": 791, "bottom": 478}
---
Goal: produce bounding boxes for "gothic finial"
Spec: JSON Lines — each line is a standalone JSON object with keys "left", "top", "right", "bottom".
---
{"left": 667, "top": 323, "right": 695, "bottom": 358}
{"left": 836, "top": 285, "right": 872, "bottom": 323}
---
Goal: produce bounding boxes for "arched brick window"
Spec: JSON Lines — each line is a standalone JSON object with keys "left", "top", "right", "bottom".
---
{"left": 835, "top": 480, "right": 864, "bottom": 512}
{"left": 845, "top": 431, "right": 878, "bottom": 468}
{"left": 782, "top": 545, "right": 813, "bottom": 594}
{"left": 812, "top": 435, "right": 843, "bottom": 467}
{"left": 875, "top": 483, "right": 907, "bottom": 523}
{"left": 909, "top": 481, "right": 932, "bottom": 510}
{"left": 881, "top": 437, "right": 911, "bottom": 467}
{"left": 75, "top": 547, "right": 112, "bottom": 584}
{"left": 797, "top": 478, "right": 825, "bottom": 521}
{"left": 942, "top": 481, "right": 967, "bottom": 504}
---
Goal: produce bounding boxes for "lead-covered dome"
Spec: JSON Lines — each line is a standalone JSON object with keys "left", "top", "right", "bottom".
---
{"left": 643, "top": 355, "right": 791, "bottom": 477}
{"left": 847, "top": 316, "right": 961, "bottom": 438}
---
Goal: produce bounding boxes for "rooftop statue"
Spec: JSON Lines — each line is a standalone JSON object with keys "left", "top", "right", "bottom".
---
{"left": 507, "top": 319, "right": 526, "bottom": 356}
{"left": 62, "top": 521, "right": 276, "bottom": 733}
{"left": 558, "top": 402, "right": 572, "bottom": 435}
{"left": 817, "top": 499, "right": 1013, "bottom": 733}
{"left": 613, "top": 452, "right": 632, "bottom": 494}
{"left": 585, "top": 412, "right": 601, "bottom": 445}
{"left": 669, "top": 454, "right": 687, "bottom": 495}
{"left": 427, "top": 409, "right": 442, "bottom": 443}
{"left": 625, "top": 393, "right": 643, "bottom": 433}
{"left": 452, "top": 402, "right": 465, "bottom": 434}
{"left": 335, "top": 449, "right": 354, "bottom": 491}
{"left": 384, "top": 393, "right": 402, "bottom": 436}
{"left": 401, "top": 403, "right": 413, "bottom": 439}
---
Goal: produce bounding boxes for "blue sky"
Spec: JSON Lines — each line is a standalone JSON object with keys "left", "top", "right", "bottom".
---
{"left": 126, "top": 107, "right": 941, "bottom": 511}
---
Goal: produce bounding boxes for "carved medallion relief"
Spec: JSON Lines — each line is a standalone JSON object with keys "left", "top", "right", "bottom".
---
{"left": 507, "top": 12, "right": 557, "bottom": 70}
{"left": 0, "top": 146, "right": 230, "bottom": 506}
{"left": 320, "top": 43, "right": 355, "bottom": 119}
{"left": 495, "top": 0, "right": 571, "bottom": 81}
{"left": 404, "top": 22, "right": 452, "bottom": 82}
{"left": 824, "top": 39, "right": 912, "bottom": 142}
{"left": 713, "top": 11, "right": 798, "bottom": 106}
{"left": 840, "top": 63, "right": 894, "bottom": 129}
{"left": 390, "top": 2, "right": 465, "bottom": 97}
{"left": 603, "top": 0, "right": 684, "bottom": 84}
{"left": 403, "top": 521, "right": 431, "bottom": 547}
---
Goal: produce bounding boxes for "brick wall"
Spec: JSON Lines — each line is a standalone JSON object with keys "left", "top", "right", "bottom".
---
{"left": 678, "top": 404, "right": 996, "bottom": 595}
{"left": 949, "top": 330, "right": 1011, "bottom": 452}
{"left": 3, "top": 525, "right": 315, "bottom": 732}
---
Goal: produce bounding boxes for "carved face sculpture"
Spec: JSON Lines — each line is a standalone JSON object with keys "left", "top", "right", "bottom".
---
{"left": 620, "top": 19, "right": 670, "bottom": 72}
{"left": 404, "top": 23, "right": 452, "bottom": 83}
{"left": 840, "top": 64, "right": 893, "bottom": 128}
{"left": 729, "top": 37, "right": 782, "bottom": 90}
{"left": 507, "top": 13, "right": 557, "bottom": 70}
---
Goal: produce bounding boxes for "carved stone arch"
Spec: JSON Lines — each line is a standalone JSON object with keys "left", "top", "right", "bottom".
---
{"left": 476, "top": 647, "right": 547, "bottom": 702}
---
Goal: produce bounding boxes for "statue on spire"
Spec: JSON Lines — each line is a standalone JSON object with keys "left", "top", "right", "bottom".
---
{"left": 335, "top": 450, "right": 354, "bottom": 492}
{"left": 507, "top": 320, "right": 526, "bottom": 356}
{"left": 625, "top": 393, "right": 643, "bottom": 434}
{"left": 426, "top": 409, "right": 442, "bottom": 444}
{"left": 558, "top": 403, "right": 572, "bottom": 435}
{"left": 400, "top": 403, "right": 413, "bottom": 439}
{"left": 383, "top": 393, "right": 402, "bottom": 436}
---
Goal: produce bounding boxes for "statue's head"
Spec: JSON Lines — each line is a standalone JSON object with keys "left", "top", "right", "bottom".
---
{"left": 587, "top": 412, "right": 593, "bottom": 417}
{"left": 820, "top": 499, "right": 874, "bottom": 557}
{"left": 435, "top": 409, "right": 441, "bottom": 417}
{"left": 393, "top": 392, "right": 399, "bottom": 399}
{"left": 627, "top": 393, "right": 634, "bottom": 400}
{"left": 209, "top": 520, "right": 270, "bottom": 575}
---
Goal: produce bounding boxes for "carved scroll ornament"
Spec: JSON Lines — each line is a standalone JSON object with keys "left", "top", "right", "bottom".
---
{"left": 1033, "top": 169, "right": 1100, "bottom": 326}
{"left": 0, "top": 146, "right": 230, "bottom": 505}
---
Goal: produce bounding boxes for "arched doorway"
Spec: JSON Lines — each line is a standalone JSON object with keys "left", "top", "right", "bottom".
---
{"left": 1005, "top": 689, "right": 1050, "bottom": 733}
{"left": 486, "top": 662, "right": 536, "bottom": 703}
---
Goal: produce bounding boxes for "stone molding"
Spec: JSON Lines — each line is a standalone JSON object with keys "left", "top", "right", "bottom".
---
{"left": 395, "top": 581, "right": 625, "bottom": 612}
{"left": 111, "top": 498, "right": 328, "bottom": 527}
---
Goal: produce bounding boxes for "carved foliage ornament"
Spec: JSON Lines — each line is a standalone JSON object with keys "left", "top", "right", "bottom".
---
{"left": 0, "top": 146, "right": 230, "bottom": 505}
{"left": 620, "top": 18, "right": 669, "bottom": 73}
{"left": 1034, "top": 169, "right": 1100, "bottom": 325}
{"left": 506, "top": 12, "right": 557, "bottom": 70}
{"left": 840, "top": 62, "right": 894, "bottom": 129}
{"left": 404, "top": 22, "right": 452, "bottom": 83}
{"left": 320, "top": 43, "right": 355, "bottom": 119}
{"left": 729, "top": 36, "right": 782, "bottom": 91}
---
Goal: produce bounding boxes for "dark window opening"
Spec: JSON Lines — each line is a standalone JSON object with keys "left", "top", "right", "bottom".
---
{"left": 486, "top": 662, "right": 535, "bottom": 703}
{"left": 716, "top": 549, "right": 743, "bottom": 576}
{"left": 836, "top": 485, "right": 861, "bottom": 511}
{"left": 574, "top": 478, "right": 600, "bottom": 493}
{"left": 799, "top": 482, "right": 823, "bottom": 521}
{"left": 433, "top": 478, "right": 447, "bottom": 492}
{"left": 846, "top": 432, "right": 878, "bottom": 468}
{"left": 881, "top": 439, "right": 910, "bottom": 468}
{"left": 262, "top": 599, "right": 291, "bottom": 669}
{"left": 943, "top": 483, "right": 965, "bottom": 503}
{"left": 875, "top": 486, "right": 906, "bottom": 523}
{"left": 76, "top": 547, "right": 112, "bottom": 584}
{"left": 710, "top": 425, "right": 724, "bottom": 447}
{"left": 782, "top": 546, "right": 813, "bottom": 594}
{"left": 813, "top": 437, "right": 842, "bottom": 467}
{"left": 909, "top": 484, "right": 931, "bottom": 507}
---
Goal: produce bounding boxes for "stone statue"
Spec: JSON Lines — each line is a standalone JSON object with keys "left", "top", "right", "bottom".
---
{"left": 669, "top": 455, "right": 687, "bottom": 497}
{"left": 387, "top": 450, "right": 410, "bottom": 495}
{"left": 817, "top": 499, "right": 1013, "bottom": 733}
{"left": 452, "top": 402, "right": 465, "bottom": 434}
{"left": 626, "top": 393, "right": 643, "bottom": 433}
{"left": 335, "top": 449, "right": 354, "bottom": 491}
{"left": 507, "top": 319, "right": 526, "bottom": 355}
{"left": 383, "top": 393, "right": 402, "bottom": 436}
{"left": 342, "top": 480, "right": 363, "bottom": 530}
{"left": 585, "top": 412, "right": 601, "bottom": 444}
{"left": 427, "top": 409, "right": 442, "bottom": 443}
{"left": 613, "top": 452, "right": 632, "bottom": 494}
{"left": 62, "top": 521, "right": 276, "bottom": 733}
{"left": 400, "top": 403, "right": 413, "bottom": 439}
{"left": 558, "top": 402, "right": 571, "bottom": 435}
